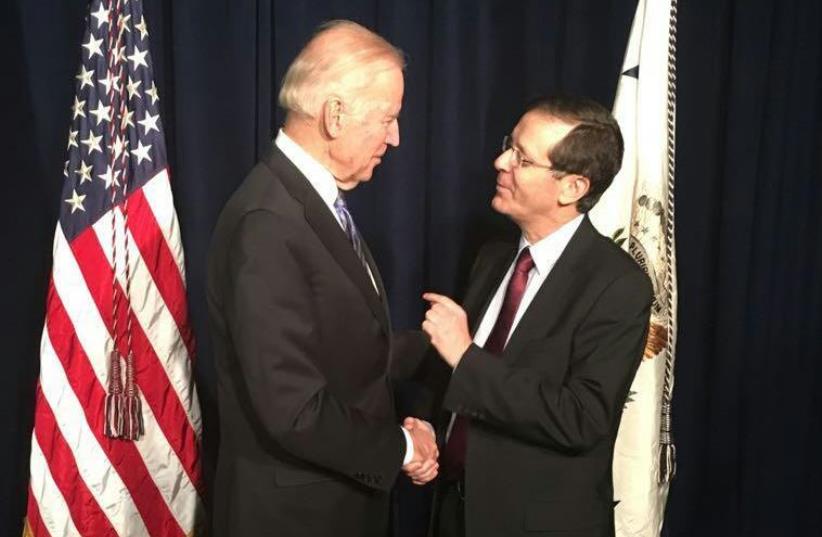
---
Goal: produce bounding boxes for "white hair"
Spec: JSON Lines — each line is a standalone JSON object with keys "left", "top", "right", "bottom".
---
{"left": 278, "top": 20, "right": 405, "bottom": 118}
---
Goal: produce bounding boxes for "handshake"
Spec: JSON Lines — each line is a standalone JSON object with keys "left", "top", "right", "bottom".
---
{"left": 401, "top": 417, "right": 439, "bottom": 485}
{"left": 396, "top": 292, "right": 471, "bottom": 486}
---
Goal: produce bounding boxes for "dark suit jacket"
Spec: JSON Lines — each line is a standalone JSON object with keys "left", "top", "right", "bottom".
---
{"left": 207, "top": 146, "right": 409, "bottom": 537}
{"left": 435, "top": 217, "right": 652, "bottom": 537}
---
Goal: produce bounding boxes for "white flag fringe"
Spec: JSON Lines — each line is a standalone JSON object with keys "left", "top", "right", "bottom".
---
{"left": 589, "top": 0, "right": 678, "bottom": 535}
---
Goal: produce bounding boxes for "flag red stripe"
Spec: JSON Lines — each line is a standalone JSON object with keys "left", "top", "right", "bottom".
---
{"left": 25, "top": 484, "right": 50, "bottom": 537}
{"left": 32, "top": 386, "right": 118, "bottom": 537}
{"left": 127, "top": 186, "right": 196, "bottom": 359}
{"left": 69, "top": 226, "right": 203, "bottom": 492}
{"left": 45, "top": 282, "right": 187, "bottom": 537}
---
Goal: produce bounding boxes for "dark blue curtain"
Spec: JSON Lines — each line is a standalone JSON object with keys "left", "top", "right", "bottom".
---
{"left": 3, "top": 1, "right": 821, "bottom": 536}
{"left": 670, "top": 1, "right": 822, "bottom": 535}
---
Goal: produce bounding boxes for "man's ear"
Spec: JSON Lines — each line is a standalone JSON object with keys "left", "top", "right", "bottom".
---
{"left": 321, "top": 96, "right": 344, "bottom": 138}
{"left": 558, "top": 175, "right": 591, "bottom": 206}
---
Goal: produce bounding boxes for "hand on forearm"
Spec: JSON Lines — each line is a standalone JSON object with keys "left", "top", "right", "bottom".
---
{"left": 421, "top": 292, "right": 472, "bottom": 368}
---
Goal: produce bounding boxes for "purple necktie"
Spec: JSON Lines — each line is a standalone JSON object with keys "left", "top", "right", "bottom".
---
{"left": 333, "top": 192, "right": 370, "bottom": 275}
{"left": 441, "top": 247, "right": 535, "bottom": 479}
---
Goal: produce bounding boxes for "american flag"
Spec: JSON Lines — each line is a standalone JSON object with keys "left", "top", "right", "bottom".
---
{"left": 25, "top": 0, "right": 203, "bottom": 535}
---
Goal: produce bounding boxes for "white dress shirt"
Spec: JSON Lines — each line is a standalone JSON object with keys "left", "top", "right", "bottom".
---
{"left": 274, "top": 130, "right": 413, "bottom": 463}
{"left": 275, "top": 130, "right": 339, "bottom": 220}
{"left": 472, "top": 214, "right": 584, "bottom": 348}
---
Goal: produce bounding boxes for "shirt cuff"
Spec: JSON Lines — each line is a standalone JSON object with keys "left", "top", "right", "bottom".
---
{"left": 401, "top": 426, "right": 414, "bottom": 465}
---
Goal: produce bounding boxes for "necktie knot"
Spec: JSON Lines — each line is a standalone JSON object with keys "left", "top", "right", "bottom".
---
{"left": 333, "top": 193, "right": 347, "bottom": 211}
{"left": 483, "top": 247, "right": 534, "bottom": 356}
{"left": 333, "top": 191, "right": 372, "bottom": 283}
{"left": 514, "top": 247, "right": 535, "bottom": 275}
{"left": 334, "top": 192, "right": 355, "bottom": 241}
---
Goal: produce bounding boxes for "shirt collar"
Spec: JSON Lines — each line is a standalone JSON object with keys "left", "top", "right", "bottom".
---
{"left": 518, "top": 214, "right": 585, "bottom": 275}
{"left": 275, "top": 129, "right": 339, "bottom": 208}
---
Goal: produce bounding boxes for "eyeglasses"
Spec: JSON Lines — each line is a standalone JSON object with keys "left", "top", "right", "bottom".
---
{"left": 501, "top": 135, "right": 563, "bottom": 173}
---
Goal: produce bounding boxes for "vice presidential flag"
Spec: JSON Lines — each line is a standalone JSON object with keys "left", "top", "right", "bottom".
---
{"left": 589, "top": 0, "right": 679, "bottom": 535}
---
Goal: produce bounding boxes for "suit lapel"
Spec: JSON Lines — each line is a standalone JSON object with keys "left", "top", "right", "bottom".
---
{"left": 360, "top": 239, "right": 391, "bottom": 331}
{"left": 265, "top": 147, "right": 390, "bottom": 335}
{"left": 502, "top": 217, "right": 598, "bottom": 359}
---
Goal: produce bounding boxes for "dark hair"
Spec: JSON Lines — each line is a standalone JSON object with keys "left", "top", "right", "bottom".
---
{"left": 524, "top": 95, "right": 624, "bottom": 213}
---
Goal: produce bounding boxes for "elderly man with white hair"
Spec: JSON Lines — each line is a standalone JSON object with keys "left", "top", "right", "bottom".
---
{"left": 207, "top": 20, "right": 437, "bottom": 537}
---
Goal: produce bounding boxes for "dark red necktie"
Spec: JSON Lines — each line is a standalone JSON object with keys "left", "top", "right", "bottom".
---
{"left": 441, "top": 247, "right": 535, "bottom": 479}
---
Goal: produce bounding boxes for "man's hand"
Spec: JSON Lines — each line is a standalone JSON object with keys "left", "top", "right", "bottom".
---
{"left": 402, "top": 417, "right": 438, "bottom": 485}
{"left": 421, "top": 292, "right": 472, "bottom": 368}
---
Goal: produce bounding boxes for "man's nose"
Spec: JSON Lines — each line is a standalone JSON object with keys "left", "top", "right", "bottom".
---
{"left": 494, "top": 149, "right": 512, "bottom": 172}
{"left": 386, "top": 118, "right": 400, "bottom": 147}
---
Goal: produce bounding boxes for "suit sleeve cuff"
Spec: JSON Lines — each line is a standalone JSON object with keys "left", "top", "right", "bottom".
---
{"left": 444, "top": 343, "right": 502, "bottom": 413}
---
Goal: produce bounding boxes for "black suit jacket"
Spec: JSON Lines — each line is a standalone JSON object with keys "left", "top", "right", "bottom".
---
{"left": 207, "top": 146, "right": 409, "bottom": 537}
{"left": 437, "top": 217, "right": 652, "bottom": 537}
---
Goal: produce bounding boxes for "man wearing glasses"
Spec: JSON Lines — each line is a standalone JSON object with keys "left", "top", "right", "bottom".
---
{"left": 421, "top": 95, "right": 653, "bottom": 537}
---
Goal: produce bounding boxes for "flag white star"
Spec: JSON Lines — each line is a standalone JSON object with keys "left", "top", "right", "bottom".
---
{"left": 118, "top": 13, "right": 132, "bottom": 33}
{"left": 128, "top": 47, "right": 149, "bottom": 70}
{"left": 113, "top": 44, "right": 127, "bottom": 66}
{"left": 75, "top": 65, "right": 94, "bottom": 90}
{"left": 72, "top": 96, "right": 86, "bottom": 119}
{"left": 146, "top": 82, "right": 160, "bottom": 105}
{"left": 71, "top": 95, "right": 86, "bottom": 119}
{"left": 90, "top": 100, "right": 111, "bottom": 125}
{"left": 132, "top": 141, "right": 152, "bottom": 165}
{"left": 81, "top": 131, "right": 103, "bottom": 155}
{"left": 64, "top": 160, "right": 70, "bottom": 178}
{"left": 117, "top": 14, "right": 131, "bottom": 36}
{"left": 98, "top": 164, "right": 119, "bottom": 189}
{"left": 90, "top": 3, "right": 110, "bottom": 29}
{"left": 135, "top": 16, "right": 149, "bottom": 41}
{"left": 65, "top": 189, "right": 87, "bottom": 213}
{"left": 99, "top": 72, "right": 120, "bottom": 95}
{"left": 127, "top": 77, "right": 142, "bottom": 99}
{"left": 75, "top": 160, "right": 93, "bottom": 183}
{"left": 121, "top": 108, "right": 135, "bottom": 129}
{"left": 112, "top": 135, "right": 129, "bottom": 160}
{"left": 82, "top": 35, "right": 104, "bottom": 59}
{"left": 138, "top": 112, "right": 160, "bottom": 134}
{"left": 67, "top": 129, "right": 79, "bottom": 149}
